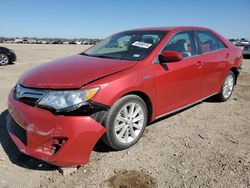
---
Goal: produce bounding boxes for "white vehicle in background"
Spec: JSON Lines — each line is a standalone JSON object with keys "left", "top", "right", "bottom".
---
{"left": 27, "top": 39, "right": 36, "bottom": 44}
{"left": 229, "top": 39, "right": 240, "bottom": 45}
{"left": 75, "top": 41, "right": 82, "bottom": 45}
{"left": 14, "top": 38, "right": 24, "bottom": 43}
{"left": 240, "top": 38, "right": 250, "bottom": 46}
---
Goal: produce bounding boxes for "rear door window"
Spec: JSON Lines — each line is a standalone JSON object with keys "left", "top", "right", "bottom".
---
{"left": 197, "top": 30, "right": 226, "bottom": 53}
{"left": 217, "top": 39, "right": 227, "bottom": 49}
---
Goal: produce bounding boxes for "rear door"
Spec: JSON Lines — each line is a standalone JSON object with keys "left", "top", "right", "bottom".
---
{"left": 152, "top": 30, "right": 204, "bottom": 117}
{"left": 195, "top": 30, "right": 229, "bottom": 97}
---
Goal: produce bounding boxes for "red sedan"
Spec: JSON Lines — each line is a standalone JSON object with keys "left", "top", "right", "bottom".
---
{"left": 7, "top": 26, "right": 242, "bottom": 167}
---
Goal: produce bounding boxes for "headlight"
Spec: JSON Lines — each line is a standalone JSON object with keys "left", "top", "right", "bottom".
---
{"left": 38, "top": 87, "right": 99, "bottom": 111}
{"left": 8, "top": 49, "right": 15, "bottom": 53}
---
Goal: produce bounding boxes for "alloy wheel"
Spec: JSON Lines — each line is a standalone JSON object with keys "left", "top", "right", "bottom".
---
{"left": 0, "top": 53, "right": 9, "bottom": 65}
{"left": 222, "top": 74, "right": 234, "bottom": 99}
{"left": 114, "top": 102, "right": 144, "bottom": 144}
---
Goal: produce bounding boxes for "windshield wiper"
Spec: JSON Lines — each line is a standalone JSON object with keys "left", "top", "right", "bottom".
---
{"left": 90, "top": 55, "right": 114, "bottom": 59}
{"left": 81, "top": 53, "right": 121, "bottom": 60}
{"left": 80, "top": 52, "right": 89, "bottom": 56}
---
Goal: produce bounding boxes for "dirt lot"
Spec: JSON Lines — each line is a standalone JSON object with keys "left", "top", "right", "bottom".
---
{"left": 0, "top": 44, "right": 249, "bottom": 188}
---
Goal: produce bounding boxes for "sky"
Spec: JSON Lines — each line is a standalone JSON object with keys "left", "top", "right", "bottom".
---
{"left": 0, "top": 0, "right": 250, "bottom": 39}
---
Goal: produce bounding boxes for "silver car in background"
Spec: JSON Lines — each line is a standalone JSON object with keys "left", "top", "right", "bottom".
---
{"left": 243, "top": 45, "right": 250, "bottom": 57}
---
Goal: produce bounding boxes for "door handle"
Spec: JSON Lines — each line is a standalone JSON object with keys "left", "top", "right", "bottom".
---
{"left": 225, "top": 53, "right": 230, "bottom": 58}
{"left": 195, "top": 61, "right": 203, "bottom": 68}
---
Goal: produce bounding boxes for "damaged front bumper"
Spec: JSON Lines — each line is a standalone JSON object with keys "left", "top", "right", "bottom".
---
{"left": 7, "top": 89, "right": 107, "bottom": 167}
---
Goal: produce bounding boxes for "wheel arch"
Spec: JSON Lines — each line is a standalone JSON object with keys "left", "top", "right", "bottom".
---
{"left": 121, "top": 91, "right": 153, "bottom": 124}
{"left": 230, "top": 67, "right": 239, "bottom": 85}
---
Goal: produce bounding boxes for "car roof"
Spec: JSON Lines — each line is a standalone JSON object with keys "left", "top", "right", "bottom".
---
{"left": 127, "top": 26, "right": 210, "bottom": 32}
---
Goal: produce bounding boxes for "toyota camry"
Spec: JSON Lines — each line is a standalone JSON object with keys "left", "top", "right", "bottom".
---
{"left": 7, "top": 26, "right": 242, "bottom": 166}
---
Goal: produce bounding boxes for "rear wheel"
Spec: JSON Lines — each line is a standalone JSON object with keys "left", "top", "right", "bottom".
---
{"left": 0, "top": 53, "right": 9, "bottom": 66}
{"left": 102, "top": 95, "right": 148, "bottom": 150}
{"left": 214, "top": 71, "right": 235, "bottom": 102}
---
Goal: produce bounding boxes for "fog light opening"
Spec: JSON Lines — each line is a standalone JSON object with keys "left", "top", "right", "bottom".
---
{"left": 51, "top": 137, "right": 68, "bottom": 154}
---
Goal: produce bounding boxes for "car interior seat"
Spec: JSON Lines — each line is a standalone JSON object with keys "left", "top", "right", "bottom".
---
{"left": 142, "top": 37, "right": 155, "bottom": 45}
{"left": 201, "top": 39, "right": 217, "bottom": 53}
{"left": 168, "top": 39, "right": 192, "bottom": 58}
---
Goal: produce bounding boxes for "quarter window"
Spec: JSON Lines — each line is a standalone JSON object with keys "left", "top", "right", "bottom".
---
{"left": 162, "top": 31, "right": 197, "bottom": 58}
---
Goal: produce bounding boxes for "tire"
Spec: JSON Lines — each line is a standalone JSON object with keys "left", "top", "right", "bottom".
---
{"left": 214, "top": 71, "right": 235, "bottom": 102}
{"left": 0, "top": 53, "right": 9, "bottom": 66}
{"left": 102, "top": 95, "right": 148, "bottom": 150}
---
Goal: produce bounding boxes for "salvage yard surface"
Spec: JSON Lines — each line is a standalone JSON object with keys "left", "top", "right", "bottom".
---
{"left": 0, "top": 44, "right": 249, "bottom": 188}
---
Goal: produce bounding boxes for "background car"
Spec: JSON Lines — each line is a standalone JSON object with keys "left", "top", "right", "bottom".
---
{"left": 0, "top": 47, "right": 16, "bottom": 66}
{"left": 239, "top": 38, "right": 250, "bottom": 46}
{"left": 243, "top": 44, "right": 250, "bottom": 58}
{"left": 51, "top": 40, "right": 63, "bottom": 44}
{"left": 229, "top": 39, "right": 240, "bottom": 46}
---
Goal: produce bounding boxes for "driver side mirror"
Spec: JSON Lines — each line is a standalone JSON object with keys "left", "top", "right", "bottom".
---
{"left": 159, "top": 50, "right": 183, "bottom": 63}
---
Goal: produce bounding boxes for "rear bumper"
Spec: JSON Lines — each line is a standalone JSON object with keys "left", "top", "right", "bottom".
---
{"left": 7, "top": 89, "right": 106, "bottom": 167}
{"left": 243, "top": 50, "right": 250, "bottom": 55}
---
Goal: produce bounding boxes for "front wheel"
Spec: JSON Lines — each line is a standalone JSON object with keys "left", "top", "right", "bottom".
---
{"left": 102, "top": 95, "right": 148, "bottom": 150}
{"left": 214, "top": 71, "right": 235, "bottom": 102}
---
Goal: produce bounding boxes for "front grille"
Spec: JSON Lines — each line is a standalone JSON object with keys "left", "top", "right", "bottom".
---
{"left": 10, "top": 117, "right": 27, "bottom": 145}
{"left": 15, "top": 84, "right": 47, "bottom": 106}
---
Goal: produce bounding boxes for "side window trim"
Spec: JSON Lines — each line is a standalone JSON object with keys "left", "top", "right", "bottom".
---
{"left": 194, "top": 30, "right": 204, "bottom": 55}
{"left": 192, "top": 30, "right": 202, "bottom": 55}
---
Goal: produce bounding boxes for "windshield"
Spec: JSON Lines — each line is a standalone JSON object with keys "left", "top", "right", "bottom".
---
{"left": 83, "top": 30, "right": 167, "bottom": 61}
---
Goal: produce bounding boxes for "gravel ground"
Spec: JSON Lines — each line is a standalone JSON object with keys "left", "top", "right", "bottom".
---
{"left": 0, "top": 44, "right": 249, "bottom": 188}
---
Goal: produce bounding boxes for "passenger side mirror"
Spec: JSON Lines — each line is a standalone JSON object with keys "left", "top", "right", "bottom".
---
{"left": 159, "top": 50, "right": 183, "bottom": 63}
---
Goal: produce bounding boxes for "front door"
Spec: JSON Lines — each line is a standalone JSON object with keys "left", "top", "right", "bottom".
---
{"left": 152, "top": 30, "right": 203, "bottom": 117}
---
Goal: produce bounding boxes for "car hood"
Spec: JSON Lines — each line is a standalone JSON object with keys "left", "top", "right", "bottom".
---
{"left": 0, "top": 46, "right": 11, "bottom": 52}
{"left": 19, "top": 54, "right": 136, "bottom": 89}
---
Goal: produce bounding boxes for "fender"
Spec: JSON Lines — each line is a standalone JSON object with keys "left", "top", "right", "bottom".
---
{"left": 85, "top": 65, "right": 157, "bottom": 120}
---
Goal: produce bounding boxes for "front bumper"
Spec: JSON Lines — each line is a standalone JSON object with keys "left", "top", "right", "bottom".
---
{"left": 7, "top": 89, "right": 106, "bottom": 167}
